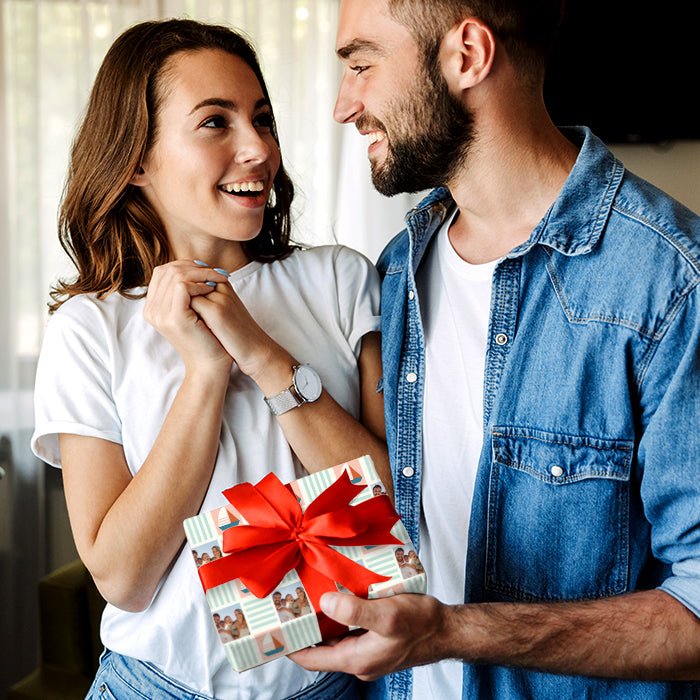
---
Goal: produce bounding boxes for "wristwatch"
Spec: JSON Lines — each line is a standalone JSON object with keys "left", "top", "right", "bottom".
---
{"left": 264, "top": 364, "right": 322, "bottom": 416}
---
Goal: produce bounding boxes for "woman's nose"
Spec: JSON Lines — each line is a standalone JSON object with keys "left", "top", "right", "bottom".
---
{"left": 234, "top": 125, "right": 274, "bottom": 164}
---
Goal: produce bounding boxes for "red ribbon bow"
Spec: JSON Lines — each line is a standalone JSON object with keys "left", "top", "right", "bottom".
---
{"left": 198, "top": 470, "right": 401, "bottom": 639}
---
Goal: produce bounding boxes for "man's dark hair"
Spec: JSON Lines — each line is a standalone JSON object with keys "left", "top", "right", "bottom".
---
{"left": 388, "top": 0, "right": 565, "bottom": 88}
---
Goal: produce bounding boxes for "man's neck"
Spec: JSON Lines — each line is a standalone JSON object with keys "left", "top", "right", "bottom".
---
{"left": 446, "top": 121, "right": 579, "bottom": 265}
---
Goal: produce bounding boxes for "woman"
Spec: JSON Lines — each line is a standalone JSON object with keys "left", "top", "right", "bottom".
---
{"left": 285, "top": 593, "right": 301, "bottom": 618}
{"left": 31, "top": 18, "right": 389, "bottom": 700}
{"left": 234, "top": 609, "right": 250, "bottom": 638}
{"left": 296, "top": 587, "right": 312, "bottom": 616}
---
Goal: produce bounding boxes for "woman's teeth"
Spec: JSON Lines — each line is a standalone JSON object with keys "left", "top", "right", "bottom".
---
{"left": 220, "top": 181, "right": 265, "bottom": 194}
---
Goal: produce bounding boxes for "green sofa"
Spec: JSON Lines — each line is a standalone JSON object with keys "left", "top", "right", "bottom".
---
{"left": 8, "top": 559, "right": 105, "bottom": 699}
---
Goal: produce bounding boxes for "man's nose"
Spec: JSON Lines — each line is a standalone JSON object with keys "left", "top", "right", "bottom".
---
{"left": 333, "top": 73, "right": 363, "bottom": 124}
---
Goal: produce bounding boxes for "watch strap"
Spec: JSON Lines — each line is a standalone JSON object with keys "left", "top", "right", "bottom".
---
{"left": 264, "top": 384, "right": 303, "bottom": 416}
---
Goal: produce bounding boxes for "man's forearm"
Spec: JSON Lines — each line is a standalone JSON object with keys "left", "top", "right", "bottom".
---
{"left": 445, "top": 589, "right": 700, "bottom": 680}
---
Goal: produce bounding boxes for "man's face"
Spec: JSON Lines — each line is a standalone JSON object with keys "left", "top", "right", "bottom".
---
{"left": 335, "top": 0, "right": 474, "bottom": 195}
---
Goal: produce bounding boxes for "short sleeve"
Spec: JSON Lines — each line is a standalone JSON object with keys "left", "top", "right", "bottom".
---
{"left": 332, "top": 246, "right": 381, "bottom": 356}
{"left": 31, "top": 299, "right": 122, "bottom": 468}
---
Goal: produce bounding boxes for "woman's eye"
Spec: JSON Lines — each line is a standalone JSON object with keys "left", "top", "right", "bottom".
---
{"left": 201, "top": 115, "right": 227, "bottom": 129}
{"left": 254, "top": 112, "right": 274, "bottom": 130}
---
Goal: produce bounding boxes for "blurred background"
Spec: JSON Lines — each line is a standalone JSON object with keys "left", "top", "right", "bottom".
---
{"left": 1, "top": 0, "right": 698, "bottom": 696}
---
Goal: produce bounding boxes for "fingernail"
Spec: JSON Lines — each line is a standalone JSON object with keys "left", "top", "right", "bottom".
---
{"left": 205, "top": 281, "right": 217, "bottom": 287}
{"left": 193, "top": 259, "right": 209, "bottom": 267}
{"left": 213, "top": 268, "right": 230, "bottom": 276}
{"left": 319, "top": 592, "right": 337, "bottom": 615}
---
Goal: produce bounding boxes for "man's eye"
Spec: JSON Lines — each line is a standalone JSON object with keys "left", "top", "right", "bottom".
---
{"left": 351, "top": 65, "right": 369, "bottom": 75}
{"left": 201, "top": 115, "right": 227, "bottom": 129}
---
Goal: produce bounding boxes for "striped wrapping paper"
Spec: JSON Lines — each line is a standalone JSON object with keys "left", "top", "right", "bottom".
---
{"left": 183, "top": 455, "right": 427, "bottom": 672}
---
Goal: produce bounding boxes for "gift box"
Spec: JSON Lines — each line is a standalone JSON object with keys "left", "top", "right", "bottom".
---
{"left": 183, "top": 455, "right": 427, "bottom": 672}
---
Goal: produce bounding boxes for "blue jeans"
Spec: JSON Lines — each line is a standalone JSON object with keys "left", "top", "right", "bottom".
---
{"left": 87, "top": 649, "right": 361, "bottom": 700}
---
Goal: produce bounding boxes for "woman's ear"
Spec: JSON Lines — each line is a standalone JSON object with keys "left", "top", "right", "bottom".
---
{"left": 440, "top": 17, "right": 496, "bottom": 93}
{"left": 130, "top": 165, "right": 148, "bottom": 187}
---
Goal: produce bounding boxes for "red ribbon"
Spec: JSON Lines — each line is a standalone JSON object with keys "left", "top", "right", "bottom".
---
{"left": 198, "top": 470, "right": 401, "bottom": 639}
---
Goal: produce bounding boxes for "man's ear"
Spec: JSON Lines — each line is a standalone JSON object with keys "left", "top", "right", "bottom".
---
{"left": 130, "top": 165, "right": 148, "bottom": 187}
{"left": 440, "top": 17, "right": 496, "bottom": 92}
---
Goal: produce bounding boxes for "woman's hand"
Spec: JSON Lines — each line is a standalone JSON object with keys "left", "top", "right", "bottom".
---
{"left": 144, "top": 260, "right": 233, "bottom": 374}
{"left": 190, "top": 274, "right": 283, "bottom": 381}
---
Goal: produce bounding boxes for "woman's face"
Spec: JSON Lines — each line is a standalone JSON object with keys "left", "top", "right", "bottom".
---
{"left": 136, "top": 48, "right": 281, "bottom": 267}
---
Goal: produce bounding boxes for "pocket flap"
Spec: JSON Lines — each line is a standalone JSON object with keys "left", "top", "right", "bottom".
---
{"left": 492, "top": 427, "right": 633, "bottom": 484}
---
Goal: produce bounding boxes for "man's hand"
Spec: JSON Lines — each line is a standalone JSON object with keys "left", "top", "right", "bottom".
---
{"left": 293, "top": 588, "right": 700, "bottom": 681}
{"left": 291, "top": 592, "right": 450, "bottom": 681}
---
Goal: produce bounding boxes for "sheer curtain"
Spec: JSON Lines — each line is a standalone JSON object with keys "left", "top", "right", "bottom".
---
{"left": 0, "top": 0, "right": 416, "bottom": 689}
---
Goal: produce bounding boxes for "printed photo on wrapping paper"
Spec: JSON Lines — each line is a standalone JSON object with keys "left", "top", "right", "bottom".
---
{"left": 256, "top": 629, "right": 287, "bottom": 661}
{"left": 210, "top": 504, "right": 241, "bottom": 532}
{"left": 211, "top": 604, "right": 250, "bottom": 644}
{"left": 344, "top": 461, "right": 365, "bottom": 485}
{"left": 272, "top": 582, "right": 313, "bottom": 622}
{"left": 235, "top": 578, "right": 254, "bottom": 599}
{"left": 191, "top": 539, "right": 223, "bottom": 569}
{"left": 394, "top": 546, "right": 422, "bottom": 579}
{"left": 371, "top": 482, "right": 386, "bottom": 497}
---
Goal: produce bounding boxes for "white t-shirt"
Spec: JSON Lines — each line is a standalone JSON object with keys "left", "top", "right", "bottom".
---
{"left": 31, "top": 245, "right": 380, "bottom": 700}
{"left": 413, "top": 215, "right": 496, "bottom": 698}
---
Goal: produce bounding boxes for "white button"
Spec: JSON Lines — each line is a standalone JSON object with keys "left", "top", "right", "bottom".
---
{"left": 550, "top": 465, "right": 564, "bottom": 477}
{"left": 402, "top": 466, "right": 415, "bottom": 478}
{"left": 405, "top": 372, "right": 418, "bottom": 383}
{"left": 495, "top": 333, "right": 508, "bottom": 346}
{"left": 408, "top": 290, "right": 415, "bottom": 300}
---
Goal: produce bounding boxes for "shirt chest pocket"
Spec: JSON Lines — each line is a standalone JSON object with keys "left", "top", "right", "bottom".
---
{"left": 485, "top": 428, "right": 634, "bottom": 602}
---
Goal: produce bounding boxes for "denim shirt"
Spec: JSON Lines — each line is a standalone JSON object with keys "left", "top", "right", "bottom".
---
{"left": 370, "top": 128, "right": 700, "bottom": 700}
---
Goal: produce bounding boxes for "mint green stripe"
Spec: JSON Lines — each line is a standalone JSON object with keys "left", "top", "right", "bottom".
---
{"left": 332, "top": 545, "right": 362, "bottom": 560}
{"left": 183, "top": 514, "right": 217, "bottom": 547}
{"left": 358, "top": 455, "right": 378, "bottom": 482}
{"left": 298, "top": 467, "right": 335, "bottom": 504}
{"left": 242, "top": 598, "right": 278, "bottom": 632}
{"left": 391, "top": 521, "right": 411, "bottom": 543}
{"left": 363, "top": 548, "right": 398, "bottom": 577}
{"left": 226, "top": 636, "right": 260, "bottom": 672}
{"left": 280, "top": 570, "right": 301, "bottom": 586}
{"left": 401, "top": 574, "right": 428, "bottom": 594}
{"left": 206, "top": 582, "right": 239, "bottom": 610}
{"left": 284, "top": 614, "right": 322, "bottom": 651}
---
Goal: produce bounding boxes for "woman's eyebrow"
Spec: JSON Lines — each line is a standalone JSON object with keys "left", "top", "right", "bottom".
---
{"left": 189, "top": 97, "right": 270, "bottom": 114}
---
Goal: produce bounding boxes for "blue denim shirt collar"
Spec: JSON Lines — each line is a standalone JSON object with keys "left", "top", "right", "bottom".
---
{"left": 404, "top": 127, "right": 624, "bottom": 262}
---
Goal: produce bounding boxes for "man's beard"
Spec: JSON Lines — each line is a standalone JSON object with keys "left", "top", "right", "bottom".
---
{"left": 365, "top": 55, "right": 474, "bottom": 196}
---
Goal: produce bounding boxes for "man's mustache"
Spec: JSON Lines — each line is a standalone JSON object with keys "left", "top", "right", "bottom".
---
{"left": 356, "top": 115, "right": 388, "bottom": 135}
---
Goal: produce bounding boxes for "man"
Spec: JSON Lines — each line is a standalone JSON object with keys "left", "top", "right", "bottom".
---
{"left": 293, "top": 0, "right": 700, "bottom": 698}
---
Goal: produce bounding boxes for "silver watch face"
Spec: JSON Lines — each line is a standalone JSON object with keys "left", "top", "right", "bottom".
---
{"left": 294, "top": 365, "right": 322, "bottom": 402}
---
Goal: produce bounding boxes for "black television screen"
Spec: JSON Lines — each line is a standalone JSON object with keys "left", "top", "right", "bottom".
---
{"left": 543, "top": 1, "right": 700, "bottom": 144}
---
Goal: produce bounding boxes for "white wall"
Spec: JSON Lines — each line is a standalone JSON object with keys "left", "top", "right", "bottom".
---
{"left": 610, "top": 141, "right": 700, "bottom": 216}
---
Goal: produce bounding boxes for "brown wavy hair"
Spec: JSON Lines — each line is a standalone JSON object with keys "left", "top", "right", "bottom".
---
{"left": 50, "top": 18, "right": 296, "bottom": 312}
